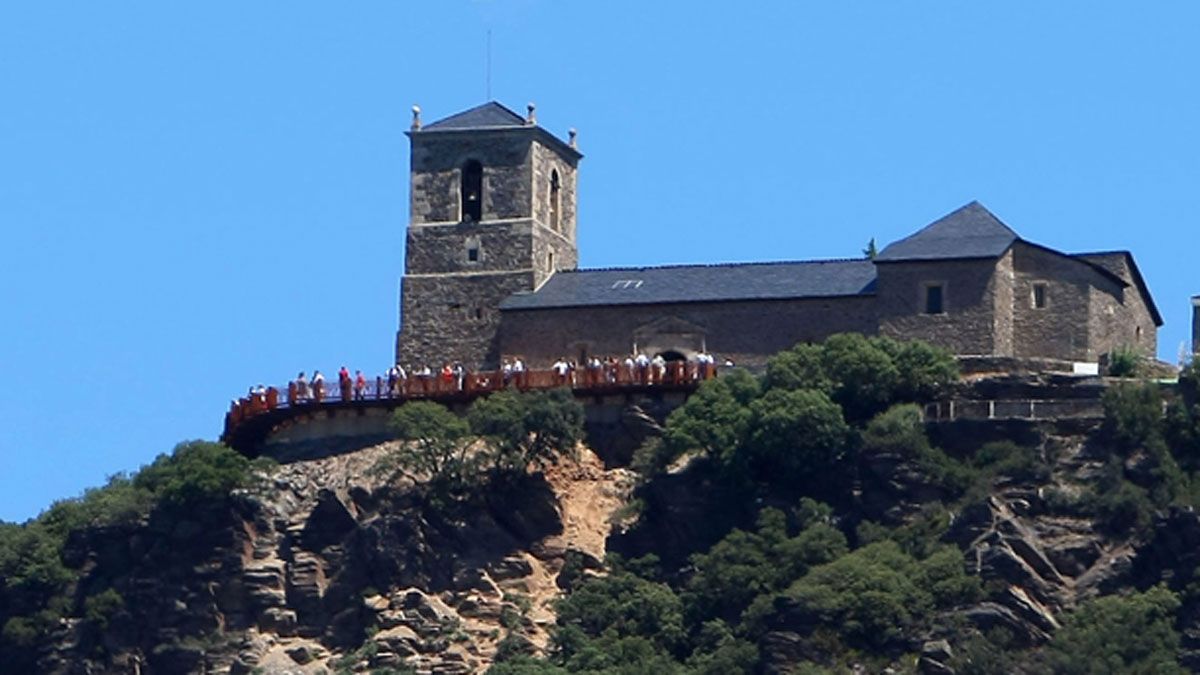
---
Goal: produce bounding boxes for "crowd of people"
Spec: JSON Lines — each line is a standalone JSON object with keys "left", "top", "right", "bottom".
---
{"left": 224, "top": 352, "right": 726, "bottom": 437}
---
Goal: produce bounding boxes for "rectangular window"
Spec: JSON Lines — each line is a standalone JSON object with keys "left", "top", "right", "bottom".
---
{"left": 924, "top": 284, "right": 945, "bottom": 314}
{"left": 467, "top": 247, "right": 479, "bottom": 262}
{"left": 1032, "top": 283, "right": 1047, "bottom": 309}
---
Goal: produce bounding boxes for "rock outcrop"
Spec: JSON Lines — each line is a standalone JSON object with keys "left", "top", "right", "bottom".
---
{"left": 40, "top": 442, "right": 635, "bottom": 674}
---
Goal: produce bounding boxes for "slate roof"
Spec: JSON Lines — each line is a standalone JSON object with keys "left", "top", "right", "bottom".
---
{"left": 876, "top": 201, "right": 1019, "bottom": 262}
{"left": 499, "top": 259, "right": 878, "bottom": 311}
{"left": 423, "top": 101, "right": 528, "bottom": 131}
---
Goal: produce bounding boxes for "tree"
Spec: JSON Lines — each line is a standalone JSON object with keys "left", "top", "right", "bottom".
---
{"left": 820, "top": 334, "right": 900, "bottom": 421}
{"left": 383, "top": 401, "right": 472, "bottom": 484}
{"left": 781, "top": 540, "right": 973, "bottom": 650}
{"left": 132, "top": 441, "right": 250, "bottom": 507}
{"left": 684, "top": 505, "right": 847, "bottom": 623}
{"left": 660, "top": 369, "right": 759, "bottom": 466}
{"left": 469, "top": 388, "right": 584, "bottom": 473}
{"left": 554, "top": 570, "right": 687, "bottom": 660}
{"left": 1043, "top": 585, "right": 1183, "bottom": 674}
{"left": 744, "top": 388, "right": 849, "bottom": 481}
{"left": 764, "top": 343, "right": 833, "bottom": 395}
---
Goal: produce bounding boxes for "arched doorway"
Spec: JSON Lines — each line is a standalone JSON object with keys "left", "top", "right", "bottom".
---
{"left": 657, "top": 350, "right": 687, "bottom": 362}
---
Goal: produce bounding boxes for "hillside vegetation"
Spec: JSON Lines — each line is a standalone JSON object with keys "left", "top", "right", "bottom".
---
{"left": 4, "top": 334, "right": 1200, "bottom": 673}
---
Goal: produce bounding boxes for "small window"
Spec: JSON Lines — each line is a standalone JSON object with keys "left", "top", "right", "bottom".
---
{"left": 475, "top": 308, "right": 484, "bottom": 320}
{"left": 1032, "top": 283, "right": 1047, "bottom": 309}
{"left": 612, "top": 279, "right": 644, "bottom": 290}
{"left": 461, "top": 160, "right": 483, "bottom": 222}
{"left": 549, "top": 169, "right": 561, "bottom": 232}
{"left": 1136, "top": 325, "right": 1142, "bottom": 341}
{"left": 548, "top": 251, "right": 554, "bottom": 270}
{"left": 467, "top": 246, "right": 479, "bottom": 262}
{"left": 924, "top": 284, "right": 945, "bottom": 314}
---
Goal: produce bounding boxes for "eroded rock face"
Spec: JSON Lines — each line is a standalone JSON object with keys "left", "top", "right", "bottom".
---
{"left": 37, "top": 442, "right": 635, "bottom": 674}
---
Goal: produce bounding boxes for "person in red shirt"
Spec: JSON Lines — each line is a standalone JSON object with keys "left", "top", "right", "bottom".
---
{"left": 354, "top": 370, "right": 367, "bottom": 400}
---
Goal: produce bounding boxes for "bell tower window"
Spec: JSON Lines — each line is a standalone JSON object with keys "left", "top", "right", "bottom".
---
{"left": 549, "top": 169, "right": 561, "bottom": 232}
{"left": 461, "top": 160, "right": 483, "bottom": 222}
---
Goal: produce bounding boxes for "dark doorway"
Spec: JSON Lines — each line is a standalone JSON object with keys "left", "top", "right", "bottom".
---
{"left": 658, "top": 350, "right": 687, "bottom": 362}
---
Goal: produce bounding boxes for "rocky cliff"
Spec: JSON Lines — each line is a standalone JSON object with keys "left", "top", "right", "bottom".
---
{"left": 15, "top": 371, "right": 1200, "bottom": 674}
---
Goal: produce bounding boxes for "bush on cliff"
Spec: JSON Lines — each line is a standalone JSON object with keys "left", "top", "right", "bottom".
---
{"left": 1042, "top": 584, "right": 1183, "bottom": 674}
{"left": 384, "top": 389, "right": 585, "bottom": 491}
{"left": 133, "top": 441, "right": 252, "bottom": 508}
{"left": 385, "top": 400, "right": 474, "bottom": 485}
{"left": 468, "top": 387, "right": 585, "bottom": 473}
{"left": 778, "top": 539, "right": 978, "bottom": 652}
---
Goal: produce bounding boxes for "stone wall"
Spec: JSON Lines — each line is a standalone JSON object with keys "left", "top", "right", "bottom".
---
{"left": 499, "top": 296, "right": 878, "bottom": 368}
{"left": 993, "top": 249, "right": 1015, "bottom": 356}
{"left": 409, "top": 132, "right": 534, "bottom": 224}
{"left": 398, "top": 271, "right": 535, "bottom": 370}
{"left": 1074, "top": 253, "right": 1156, "bottom": 357}
{"left": 405, "top": 220, "right": 537, "bottom": 275}
{"left": 875, "top": 258, "right": 1003, "bottom": 356}
{"left": 1010, "top": 243, "right": 1095, "bottom": 361}
{"left": 531, "top": 141, "right": 578, "bottom": 243}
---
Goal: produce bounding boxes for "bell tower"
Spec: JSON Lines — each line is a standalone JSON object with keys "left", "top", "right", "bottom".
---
{"left": 396, "top": 101, "right": 582, "bottom": 369}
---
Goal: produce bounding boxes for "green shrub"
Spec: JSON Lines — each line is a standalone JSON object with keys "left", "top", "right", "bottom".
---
{"left": 133, "top": 441, "right": 251, "bottom": 507}
{"left": 468, "top": 388, "right": 584, "bottom": 473}
{"left": 821, "top": 333, "right": 900, "bottom": 421}
{"left": 1089, "top": 477, "right": 1155, "bottom": 535}
{"left": 554, "top": 570, "right": 686, "bottom": 660}
{"left": 780, "top": 539, "right": 975, "bottom": 653}
{"left": 661, "top": 369, "right": 758, "bottom": 466}
{"left": 684, "top": 506, "right": 847, "bottom": 623}
{"left": 1043, "top": 585, "right": 1183, "bottom": 674}
{"left": 1107, "top": 345, "right": 1142, "bottom": 377}
{"left": 862, "top": 405, "right": 978, "bottom": 496}
{"left": 891, "top": 339, "right": 959, "bottom": 401}
{"left": 783, "top": 540, "right": 933, "bottom": 649}
{"left": 973, "top": 441, "right": 1050, "bottom": 484}
{"left": 744, "top": 388, "right": 850, "bottom": 482}
{"left": 83, "top": 588, "right": 125, "bottom": 630}
{"left": 764, "top": 343, "right": 833, "bottom": 394}
{"left": 381, "top": 401, "right": 472, "bottom": 485}
{"left": 1102, "top": 383, "right": 1164, "bottom": 455}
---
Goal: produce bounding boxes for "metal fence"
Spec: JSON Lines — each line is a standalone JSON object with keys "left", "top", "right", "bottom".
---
{"left": 922, "top": 398, "right": 1104, "bottom": 422}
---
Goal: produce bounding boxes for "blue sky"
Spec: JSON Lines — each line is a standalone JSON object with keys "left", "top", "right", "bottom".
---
{"left": 1, "top": 2, "right": 1197, "bottom": 522}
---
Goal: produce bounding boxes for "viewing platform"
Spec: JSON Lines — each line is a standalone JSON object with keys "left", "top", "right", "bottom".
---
{"left": 222, "top": 362, "right": 717, "bottom": 456}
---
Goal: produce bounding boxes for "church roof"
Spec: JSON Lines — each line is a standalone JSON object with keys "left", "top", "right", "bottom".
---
{"left": 876, "top": 201, "right": 1019, "bottom": 262}
{"left": 499, "top": 259, "right": 878, "bottom": 311}
{"left": 423, "top": 101, "right": 528, "bottom": 131}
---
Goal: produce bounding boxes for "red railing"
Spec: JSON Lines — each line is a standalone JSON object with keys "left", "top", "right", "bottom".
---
{"left": 223, "top": 362, "right": 718, "bottom": 442}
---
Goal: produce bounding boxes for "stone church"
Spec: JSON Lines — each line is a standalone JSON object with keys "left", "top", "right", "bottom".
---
{"left": 396, "top": 101, "right": 1162, "bottom": 371}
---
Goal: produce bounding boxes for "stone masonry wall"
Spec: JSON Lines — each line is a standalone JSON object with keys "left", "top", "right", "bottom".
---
{"left": 533, "top": 226, "right": 579, "bottom": 288}
{"left": 1011, "top": 243, "right": 1094, "bottom": 361}
{"left": 499, "top": 296, "right": 878, "bottom": 369}
{"left": 875, "top": 258, "right": 1001, "bottom": 356}
{"left": 405, "top": 220, "right": 537, "bottom": 275}
{"left": 993, "top": 249, "right": 1015, "bottom": 356}
{"left": 409, "top": 132, "right": 534, "bottom": 224}
{"left": 531, "top": 141, "right": 578, "bottom": 243}
{"left": 1077, "top": 254, "right": 1157, "bottom": 357}
{"left": 398, "top": 271, "right": 535, "bottom": 370}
